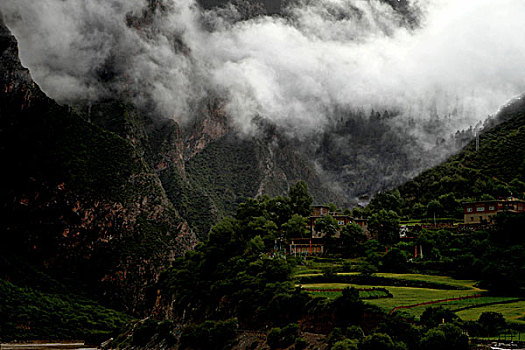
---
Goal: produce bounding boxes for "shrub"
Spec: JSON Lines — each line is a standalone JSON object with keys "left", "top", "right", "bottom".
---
{"left": 421, "top": 324, "right": 468, "bottom": 350}
{"left": 381, "top": 248, "right": 408, "bottom": 273}
{"left": 132, "top": 319, "right": 158, "bottom": 346}
{"left": 345, "top": 325, "right": 364, "bottom": 340}
{"left": 295, "top": 337, "right": 308, "bottom": 350}
{"left": 267, "top": 323, "right": 299, "bottom": 349}
{"left": 478, "top": 312, "right": 506, "bottom": 336}
{"left": 180, "top": 319, "right": 238, "bottom": 350}
{"left": 360, "top": 333, "right": 395, "bottom": 350}
{"left": 420, "top": 306, "right": 459, "bottom": 329}
{"left": 266, "top": 327, "right": 282, "bottom": 349}
{"left": 331, "top": 338, "right": 358, "bottom": 350}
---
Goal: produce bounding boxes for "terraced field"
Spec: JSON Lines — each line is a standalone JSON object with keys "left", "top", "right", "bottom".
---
{"left": 295, "top": 258, "right": 525, "bottom": 324}
{"left": 303, "top": 287, "right": 391, "bottom": 300}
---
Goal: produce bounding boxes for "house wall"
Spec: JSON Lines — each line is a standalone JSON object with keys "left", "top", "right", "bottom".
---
{"left": 463, "top": 200, "right": 525, "bottom": 224}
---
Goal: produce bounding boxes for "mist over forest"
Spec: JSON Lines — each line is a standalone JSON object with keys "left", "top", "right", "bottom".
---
{"left": 2, "top": 0, "right": 525, "bottom": 202}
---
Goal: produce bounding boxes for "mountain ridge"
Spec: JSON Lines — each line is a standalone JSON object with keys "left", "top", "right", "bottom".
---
{"left": 0, "top": 21, "right": 196, "bottom": 314}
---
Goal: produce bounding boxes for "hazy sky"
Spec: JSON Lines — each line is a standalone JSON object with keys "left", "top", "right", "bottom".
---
{"left": 1, "top": 0, "right": 525, "bottom": 139}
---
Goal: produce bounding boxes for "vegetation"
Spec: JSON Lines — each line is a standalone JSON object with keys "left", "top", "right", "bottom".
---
{"left": 4, "top": 13, "right": 525, "bottom": 348}
{"left": 0, "top": 279, "right": 130, "bottom": 343}
{"left": 157, "top": 183, "right": 373, "bottom": 329}
{"left": 1, "top": 26, "right": 190, "bottom": 319}
{"left": 266, "top": 323, "right": 300, "bottom": 349}
{"left": 367, "top": 97, "right": 525, "bottom": 219}
{"left": 456, "top": 301, "right": 525, "bottom": 326}
{"left": 179, "top": 319, "right": 238, "bottom": 350}
{"left": 303, "top": 287, "right": 392, "bottom": 300}
{"left": 137, "top": 182, "right": 524, "bottom": 348}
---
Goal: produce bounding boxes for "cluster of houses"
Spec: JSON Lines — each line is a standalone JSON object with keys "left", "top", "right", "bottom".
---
{"left": 286, "top": 197, "right": 525, "bottom": 256}
{"left": 289, "top": 205, "right": 368, "bottom": 255}
{"left": 462, "top": 197, "right": 525, "bottom": 224}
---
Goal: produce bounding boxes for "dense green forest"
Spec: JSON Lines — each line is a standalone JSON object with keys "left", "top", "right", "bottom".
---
{"left": 0, "top": 279, "right": 130, "bottom": 343}
{"left": 0, "top": 251, "right": 130, "bottom": 343}
{"left": 107, "top": 183, "right": 525, "bottom": 349}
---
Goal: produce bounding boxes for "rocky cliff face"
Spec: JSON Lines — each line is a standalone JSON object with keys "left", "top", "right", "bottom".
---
{"left": 0, "top": 21, "right": 197, "bottom": 315}
{"left": 0, "top": 16, "right": 338, "bottom": 315}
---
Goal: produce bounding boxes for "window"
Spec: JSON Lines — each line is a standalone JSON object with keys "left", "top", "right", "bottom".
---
{"left": 467, "top": 208, "right": 473, "bottom": 213}
{"left": 477, "top": 207, "right": 485, "bottom": 212}
{"left": 489, "top": 206, "right": 495, "bottom": 210}
{"left": 519, "top": 206, "right": 523, "bottom": 210}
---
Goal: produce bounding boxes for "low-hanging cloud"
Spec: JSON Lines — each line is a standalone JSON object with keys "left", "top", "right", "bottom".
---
{"left": 2, "top": 0, "right": 525, "bottom": 140}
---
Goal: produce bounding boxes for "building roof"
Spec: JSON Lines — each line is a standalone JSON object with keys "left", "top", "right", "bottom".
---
{"left": 462, "top": 198, "right": 525, "bottom": 205}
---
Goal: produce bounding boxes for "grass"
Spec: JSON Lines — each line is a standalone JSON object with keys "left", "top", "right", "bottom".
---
{"left": 296, "top": 266, "right": 524, "bottom": 324}
{"left": 295, "top": 268, "right": 324, "bottom": 275}
{"left": 456, "top": 301, "right": 525, "bottom": 325}
{"left": 371, "top": 273, "right": 480, "bottom": 290}
{"left": 303, "top": 287, "right": 390, "bottom": 300}
{"left": 433, "top": 296, "right": 519, "bottom": 309}
{"left": 293, "top": 258, "right": 365, "bottom": 276}
{"left": 296, "top": 272, "right": 480, "bottom": 291}
{"left": 0, "top": 279, "right": 131, "bottom": 342}
{"left": 299, "top": 283, "right": 479, "bottom": 313}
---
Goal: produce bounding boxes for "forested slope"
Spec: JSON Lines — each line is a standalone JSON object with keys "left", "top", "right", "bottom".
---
{"left": 373, "top": 96, "right": 525, "bottom": 217}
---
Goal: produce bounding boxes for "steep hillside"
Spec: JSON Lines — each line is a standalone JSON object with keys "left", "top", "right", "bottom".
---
{"left": 0, "top": 17, "right": 336, "bottom": 322}
{"left": 0, "top": 21, "right": 196, "bottom": 315}
{"left": 197, "top": 0, "right": 418, "bottom": 22}
{"left": 380, "top": 96, "right": 525, "bottom": 217}
{"left": 74, "top": 97, "right": 340, "bottom": 238}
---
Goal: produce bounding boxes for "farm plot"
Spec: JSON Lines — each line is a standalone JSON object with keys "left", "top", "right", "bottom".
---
{"left": 298, "top": 273, "right": 524, "bottom": 323}
{"left": 303, "top": 286, "right": 391, "bottom": 300}
{"left": 455, "top": 301, "right": 525, "bottom": 325}
{"left": 399, "top": 296, "right": 520, "bottom": 317}
{"left": 299, "top": 282, "right": 480, "bottom": 313}
{"left": 371, "top": 273, "right": 480, "bottom": 290}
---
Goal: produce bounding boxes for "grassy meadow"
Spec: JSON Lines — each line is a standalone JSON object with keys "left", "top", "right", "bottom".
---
{"left": 295, "top": 258, "right": 524, "bottom": 324}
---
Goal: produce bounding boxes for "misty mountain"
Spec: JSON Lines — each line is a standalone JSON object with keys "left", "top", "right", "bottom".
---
{"left": 375, "top": 95, "right": 525, "bottom": 218}
{"left": 198, "top": 0, "right": 417, "bottom": 22}
{"left": 0, "top": 21, "right": 196, "bottom": 314}
{"left": 1, "top": 0, "right": 524, "bottom": 318}
{"left": 0, "top": 18, "right": 340, "bottom": 315}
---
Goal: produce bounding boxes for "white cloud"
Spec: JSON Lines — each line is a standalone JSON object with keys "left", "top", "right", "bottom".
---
{"left": 2, "top": 0, "right": 525, "bottom": 138}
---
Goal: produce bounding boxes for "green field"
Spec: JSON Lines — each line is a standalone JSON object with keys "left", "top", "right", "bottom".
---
{"left": 303, "top": 287, "right": 391, "bottom": 300}
{"left": 296, "top": 271, "right": 480, "bottom": 290}
{"left": 295, "top": 261, "right": 525, "bottom": 324}
{"left": 293, "top": 258, "right": 363, "bottom": 276}
{"left": 456, "top": 301, "right": 525, "bottom": 325}
{"left": 299, "top": 283, "right": 479, "bottom": 314}
{"left": 296, "top": 271, "right": 525, "bottom": 323}
{"left": 372, "top": 273, "right": 480, "bottom": 290}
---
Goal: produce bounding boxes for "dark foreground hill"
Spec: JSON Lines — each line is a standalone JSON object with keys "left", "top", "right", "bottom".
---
{"left": 0, "top": 19, "right": 198, "bottom": 315}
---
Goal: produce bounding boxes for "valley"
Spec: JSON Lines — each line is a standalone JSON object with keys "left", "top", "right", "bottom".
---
{"left": 1, "top": 0, "right": 525, "bottom": 349}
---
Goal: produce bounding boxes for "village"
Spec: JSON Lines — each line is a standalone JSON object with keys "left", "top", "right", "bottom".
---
{"left": 287, "top": 197, "right": 525, "bottom": 256}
